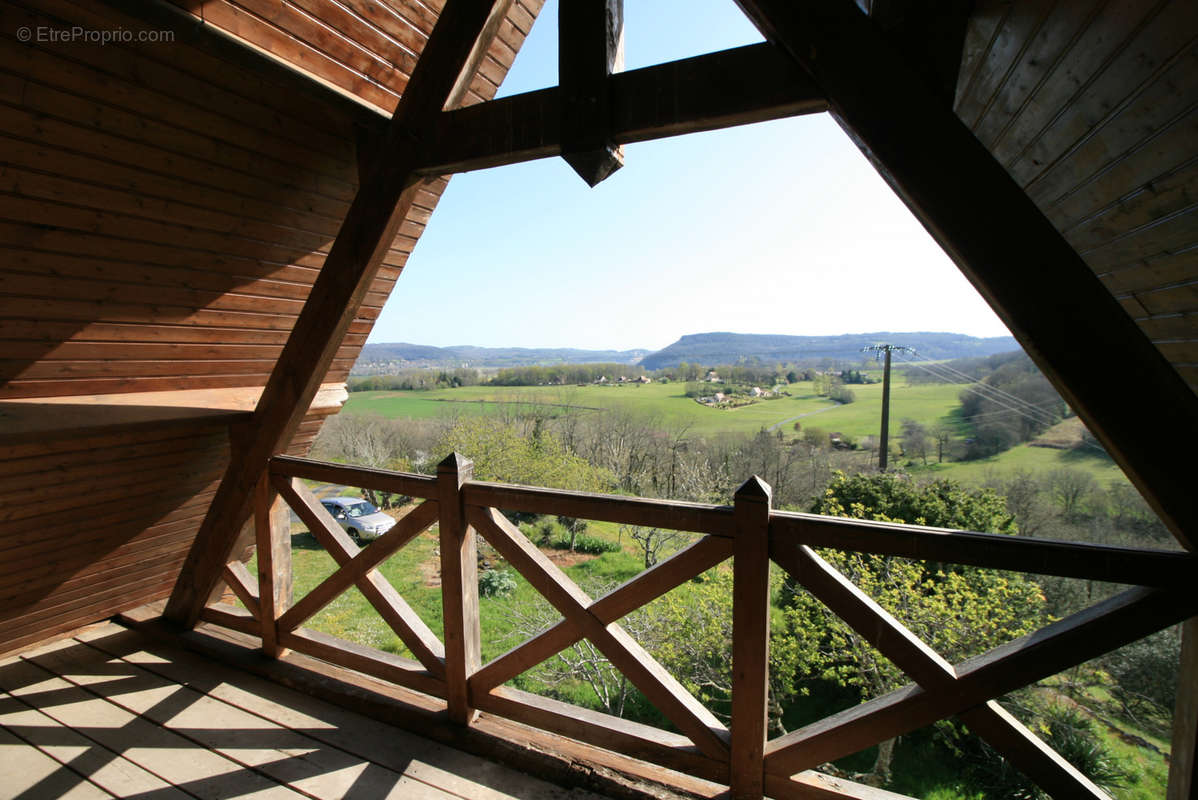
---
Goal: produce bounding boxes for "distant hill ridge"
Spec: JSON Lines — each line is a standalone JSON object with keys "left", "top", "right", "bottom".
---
{"left": 354, "top": 332, "right": 1020, "bottom": 373}
{"left": 354, "top": 342, "right": 651, "bottom": 371}
{"left": 638, "top": 331, "right": 1020, "bottom": 369}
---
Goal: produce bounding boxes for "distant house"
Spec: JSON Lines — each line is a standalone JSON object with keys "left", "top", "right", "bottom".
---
{"left": 638, "top": 376, "right": 652, "bottom": 384}
{"left": 751, "top": 386, "right": 765, "bottom": 397}
{"left": 595, "top": 376, "right": 607, "bottom": 384}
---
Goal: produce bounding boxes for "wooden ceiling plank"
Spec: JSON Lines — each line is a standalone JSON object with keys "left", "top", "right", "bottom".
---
{"left": 731, "top": 0, "right": 1198, "bottom": 550}
{"left": 164, "top": 0, "right": 508, "bottom": 629}
{"left": 419, "top": 42, "right": 827, "bottom": 175}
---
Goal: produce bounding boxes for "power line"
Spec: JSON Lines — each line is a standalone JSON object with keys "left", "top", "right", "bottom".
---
{"left": 897, "top": 354, "right": 1062, "bottom": 423}
{"left": 895, "top": 351, "right": 1108, "bottom": 454}
{"left": 896, "top": 354, "right": 1061, "bottom": 427}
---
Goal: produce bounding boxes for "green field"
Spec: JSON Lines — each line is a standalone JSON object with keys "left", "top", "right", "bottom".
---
{"left": 343, "top": 379, "right": 965, "bottom": 440}
{"left": 341, "top": 380, "right": 1133, "bottom": 487}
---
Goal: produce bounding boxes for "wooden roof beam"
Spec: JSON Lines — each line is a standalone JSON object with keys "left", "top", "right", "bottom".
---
{"left": 731, "top": 0, "right": 1198, "bottom": 550}
{"left": 417, "top": 42, "right": 828, "bottom": 176}
{"left": 164, "top": 0, "right": 512, "bottom": 629}
{"left": 558, "top": 0, "right": 625, "bottom": 186}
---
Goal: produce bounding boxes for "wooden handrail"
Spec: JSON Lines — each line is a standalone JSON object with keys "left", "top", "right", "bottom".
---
{"left": 771, "top": 509, "right": 1196, "bottom": 588}
{"left": 211, "top": 454, "right": 1198, "bottom": 800}
{"left": 270, "top": 454, "right": 438, "bottom": 499}
{"left": 462, "top": 480, "right": 735, "bottom": 536}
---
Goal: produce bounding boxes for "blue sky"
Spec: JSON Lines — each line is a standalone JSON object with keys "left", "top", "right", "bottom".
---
{"left": 367, "top": 0, "right": 1011, "bottom": 352}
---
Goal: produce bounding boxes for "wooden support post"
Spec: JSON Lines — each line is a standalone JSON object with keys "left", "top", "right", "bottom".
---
{"left": 559, "top": 0, "right": 624, "bottom": 185}
{"left": 1169, "top": 617, "right": 1198, "bottom": 799}
{"left": 731, "top": 476, "right": 772, "bottom": 800}
{"left": 164, "top": 0, "right": 507, "bottom": 628}
{"left": 438, "top": 453, "right": 480, "bottom": 725}
{"left": 254, "top": 474, "right": 292, "bottom": 658}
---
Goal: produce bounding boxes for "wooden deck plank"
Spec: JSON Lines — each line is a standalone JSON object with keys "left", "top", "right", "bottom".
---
{"left": 75, "top": 625, "right": 604, "bottom": 800}
{"left": 21, "top": 638, "right": 461, "bottom": 800}
{"left": 0, "top": 724, "right": 115, "bottom": 799}
{"left": 0, "top": 692, "right": 188, "bottom": 798}
{"left": 0, "top": 655, "right": 303, "bottom": 799}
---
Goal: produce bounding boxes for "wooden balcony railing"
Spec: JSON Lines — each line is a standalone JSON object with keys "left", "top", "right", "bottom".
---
{"left": 199, "top": 453, "right": 1198, "bottom": 800}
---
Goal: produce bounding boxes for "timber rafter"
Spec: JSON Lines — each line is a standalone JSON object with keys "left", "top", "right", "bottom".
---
{"left": 416, "top": 42, "right": 827, "bottom": 175}
{"left": 730, "top": 0, "right": 1198, "bottom": 551}
{"left": 165, "top": 0, "right": 514, "bottom": 627}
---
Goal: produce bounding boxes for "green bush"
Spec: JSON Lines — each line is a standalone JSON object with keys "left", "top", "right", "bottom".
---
{"left": 551, "top": 534, "right": 621, "bottom": 555}
{"left": 968, "top": 702, "right": 1130, "bottom": 798}
{"left": 1104, "top": 627, "right": 1181, "bottom": 720}
{"left": 479, "top": 568, "right": 516, "bottom": 598}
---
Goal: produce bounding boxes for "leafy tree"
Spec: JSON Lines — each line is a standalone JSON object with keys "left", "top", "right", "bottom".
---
{"left": 435, "top": 417, "right": 613, "bottom": 492}
{"left": 1102, "top": 626, "right": 1182, "bottom": 723}
{"left": 782, "top": 471, "right": 1042, "bottom": 781}
{"left": 811, "top": 471, "right": 1016, "bottom": 534}
{"left": 648, "top": 567, "right": 806, "bottom": 736}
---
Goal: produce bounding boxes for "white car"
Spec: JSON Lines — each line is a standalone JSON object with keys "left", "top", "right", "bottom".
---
{"left": 319, "top": 497, "right": 396, "bottom": 542}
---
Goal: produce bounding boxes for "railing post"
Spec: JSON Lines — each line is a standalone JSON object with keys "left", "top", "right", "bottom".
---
{"left": 438, "top": 452, "right": 480, "bottom": 724}
{"left": 732, "top": 475, "right": 772, "bottom": 800}
{"left": 255, "top": 470, "right": 292, "bottom": 658}
{"left": 1168, "top": 617, "right": 1198, "bottom": 799}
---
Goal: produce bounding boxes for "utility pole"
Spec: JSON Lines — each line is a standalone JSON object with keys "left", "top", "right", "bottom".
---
{"left": 862, "top": 344, "right": 914, "bottom": 470}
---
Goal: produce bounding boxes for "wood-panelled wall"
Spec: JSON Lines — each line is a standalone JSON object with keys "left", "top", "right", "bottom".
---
{"left": 0, "top": 409, "right": 330, "bottom": 657}
{"left": 0, "top": 0, "right": 539, "bottom": 652}
{"left": 169, "top": 0, "right": 542, "bottom": 112}
{"left": 0, "top": 419, "right": 224, "bottom": 654}
{"left": 0, "top": 0, "right": 410, "bottom": 398}
{"left": 956, "top": 0, "right": 1198, "bottom": 391}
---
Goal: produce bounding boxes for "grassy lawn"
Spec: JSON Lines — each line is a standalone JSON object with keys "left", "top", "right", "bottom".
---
{"left": 906, "top": 441, "right": 1128, "bottom": 485}
{"left": 342, "top": 379, "right": 967, "bottom": 440}
{"left": 342, "top": 381, "right": 1138, "bottom": 490}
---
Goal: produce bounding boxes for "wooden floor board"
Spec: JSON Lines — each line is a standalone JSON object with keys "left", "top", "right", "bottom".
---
{"left": 0, "top": 623, "right": 608, "bottom": 800}
{"left": 0, "top": 723, "right": 116, "bottom": 799}
{"left": 0, "top": 691, "right": 187, "bottom": 799}
{"left": 0, "top": 656, "right": 305, "bottom": 799}
{"left": 76, "top": 626, "right": 589, "bottom": 800}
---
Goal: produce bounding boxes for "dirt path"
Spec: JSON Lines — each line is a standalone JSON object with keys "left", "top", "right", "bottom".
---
{"left": 768, "top": 403, "right": 840, "bottom": 431}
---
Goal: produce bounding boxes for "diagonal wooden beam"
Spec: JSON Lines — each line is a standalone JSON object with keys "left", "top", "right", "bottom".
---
{"left": 417, "top": 42, "right": 827, "bottom": 176}
{"left": 775, "top": 543, "right": 1109, "bottom": 797}
{"left": 275, "top": 477, "right": 446, "bottom": 677}
{"left": 731, "top": 0, "right": 1198, "bottom": 550}
{"left": 220, "top": 562, "right": 259, "bottom": 621}
{"left": 470, "top": 505, "right": 731, "bottom": 760}
{"left": 763, "top": 585, "right": 1198, "bottom": 775}
{"left": 275, "top": 499, "right": 439, "bottom": 633}
{"left": 165, "top": 0, "right": 510, "bottom": 628}
{"left": 471, "top": 534, "right": 731, "bottom": 694}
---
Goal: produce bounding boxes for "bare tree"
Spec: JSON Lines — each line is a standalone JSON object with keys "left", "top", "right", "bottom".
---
{"left": 900, "top": 419, "right": 931, "bottom": 465}
{"left": 624, "top": 525, "right": 693, "bottom": 569}
{"left": 1047, "top": 468, "right": 1096, "bottom": 520}
{"left": 494, "top": 580, "right": 659, "bottom": 718}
